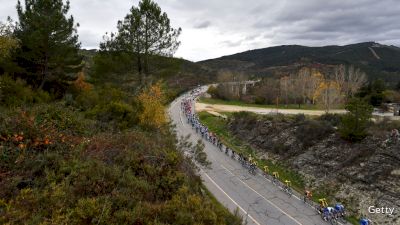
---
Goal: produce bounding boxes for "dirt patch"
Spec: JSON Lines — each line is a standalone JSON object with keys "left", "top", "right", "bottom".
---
{"left": 195, "top": 102, "right": 346, "bottom": 115}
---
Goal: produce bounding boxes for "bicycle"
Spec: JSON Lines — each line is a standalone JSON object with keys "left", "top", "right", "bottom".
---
{"left": 272, "top": 172, "right": 279, "bottom": 185}
{"left": 248, "top": 164, "right": 256, "bottom": 175}
{"left": 263, "top": 166, "right": 269, "bottom": 178}
{"left": 335, "top": 211, "right": 347, "bottom": 224}
{"left": 328, "top": 214, "right": 338, "bottom": 225}
{"left": 283, "top": 180, "right": 292, "bottom": 197}
{"left": 303, "top": 191, "right": 313, "bottom": 205}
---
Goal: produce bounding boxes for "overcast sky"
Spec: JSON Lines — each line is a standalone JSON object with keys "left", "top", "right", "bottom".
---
{"left": 1, "top": 0, "right": 399, "bottom": 61}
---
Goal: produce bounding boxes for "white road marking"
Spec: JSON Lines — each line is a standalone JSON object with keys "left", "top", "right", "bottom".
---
{"left": 174, "top": 92, "right": 345, "bottom": 225}
{"left": 221, "top": 165, "right": 304, "bottom": 225}
{"left": 200, "top": 168, "right": 262, "bottom": 225}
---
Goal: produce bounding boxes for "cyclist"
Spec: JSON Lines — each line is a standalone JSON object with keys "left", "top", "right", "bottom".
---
{"left": 318, "top": 198, "right": 328, "bottom": 214}
{"left": 322, "top": 206, "right": 335, "bottom": 221}
{"left": 334, "top": 203, "right": 345, "bottom": 218}
{"left": 263, "top": 165, "right": 269, "bottom": 175}
{"left": 360, "top": 217, "right": 371, "bottom": 225}
{"left": 284, "top": 180, "right": 292, "bottom": 195}
{"left": 304, "top": 190, "right": 312, "bottom": 202}
{"left": 272, "top": 172, "right": 279, "bottom": 184}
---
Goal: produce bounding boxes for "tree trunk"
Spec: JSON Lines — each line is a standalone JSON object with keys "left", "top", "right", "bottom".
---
{"left": 39, "top": 41, "right": 49, "bottom": 90}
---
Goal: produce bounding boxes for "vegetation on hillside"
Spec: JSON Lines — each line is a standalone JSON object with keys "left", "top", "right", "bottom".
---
{"left": 339, "top": 98, "right": 373, "bottom": 141}
{"left": 208, "top": 65, "right": 369, "bottom": 111}
{"left": 0, "top": 0, "right": 240, "bottom": 224}
{"left": 200, "top": 42, "right": 400, "bottom": 84}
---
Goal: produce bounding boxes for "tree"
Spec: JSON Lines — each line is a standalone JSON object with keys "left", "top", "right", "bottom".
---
{"left": 396, "top": 81, "right": 400, "bottom": 91}
{"left": 317, "top": 80, "right": 342, "bottom": 113}
{"left": 0, "top": 19, "right": 19, "bottom": 62}
{"left": 15, "top": 0, "right": 82, "bottom": 90}
{"left": 307, "top": 69, "right": 324, "bottom": 104}
{"left": 339, "top": 98, "right": 373, "bottom": 142}
{"left": 102, "top": 0, "right": 181, "bottom": 84}
{"left": 137, "top": 81, "right": 166, "bottom": 129}
{"left": 297, "top": 67, "right": 311, "bottom": 104}
{"left": 346, "top": 66, "right": 367, "bottom": 97}
{"left": 215, "top": 71, "right": 248, "bottom": 100}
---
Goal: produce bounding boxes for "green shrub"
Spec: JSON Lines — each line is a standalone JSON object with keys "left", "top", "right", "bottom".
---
{"left": 73, "top": 89, "right": 100, "bottom": 110}
{"left": 319, "top": 113, "right": 342, "bottom": 127}
{"left": 207, "top": 85, "right": 218, "bottom": 98}
{"left": 86, "top": 101, "right": 137, "bottom": 129}
{"left": 254, "top": 96, "right": 266, "bottom": 104}
{"left": 0, "top": 75, "right": 51, "bottom": 107}
{"left": 294, "top": 114, "right": 306, "bottom": 124}
{"left": 296, "top": 120, "right": 334, "bottom": 147}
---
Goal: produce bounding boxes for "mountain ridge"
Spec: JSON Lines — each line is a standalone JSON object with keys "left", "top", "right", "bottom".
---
{"left": 198, "top": 42, "right": 400, "bottom": 84}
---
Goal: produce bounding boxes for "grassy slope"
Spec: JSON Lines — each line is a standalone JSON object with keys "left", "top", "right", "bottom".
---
{"left": 198, "top": 111, "right": 305, "bottom": 193}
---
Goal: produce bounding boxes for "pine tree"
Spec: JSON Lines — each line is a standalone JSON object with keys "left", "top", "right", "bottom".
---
{"left": 339, "top": 98, "right": 373, "bottom": 142}
{"left": 101, "top": 0, "right": 181, "bottom": 85}
{"left": 16, "top": 0, "right": 82, "bottom": 90}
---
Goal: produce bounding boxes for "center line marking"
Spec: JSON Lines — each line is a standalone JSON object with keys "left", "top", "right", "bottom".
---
{"left": 220, "top": 165, "right": 303, "bottom": 225}
{"left": 200, "top": 168, "right": 261, "bottom": 225}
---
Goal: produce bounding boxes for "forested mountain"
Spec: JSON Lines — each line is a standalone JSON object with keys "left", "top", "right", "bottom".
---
{"left": 200, "top": 42, "right": 400, "bottom": 84}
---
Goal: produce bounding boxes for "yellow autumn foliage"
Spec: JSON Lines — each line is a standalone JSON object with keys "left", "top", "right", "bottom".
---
{"left": 137, "top": 82, "right": 166, "bottom": 129}
{"left": 73, "top": 71, "right": 92, "bottom": 91}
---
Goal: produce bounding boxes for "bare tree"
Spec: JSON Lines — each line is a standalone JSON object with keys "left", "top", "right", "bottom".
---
{"left": 317, "top": 79, "right": 342, "bottom": 113}
{"left": 280, "top": 76, "right": 290, "bottom": 105}
{"left": 216, "top": 70, "right": 248, "bottom": 100}
{"left": 297, "top": 67, "right": 311, "bottom": 104}
{"left": 346, "top": 65, "right": 367, "bottom": 97}
{"left": 334, "top": 64, "right": 346, "bottom": 94}
{"left": 333, "top": 64, "right": 367, "bottom": 98}
{"left": 306, "top": 69, "right": 324, "bottom": 104}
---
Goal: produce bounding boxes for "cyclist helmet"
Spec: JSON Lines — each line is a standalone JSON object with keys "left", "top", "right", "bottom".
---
{"left": 335, "top": 203, "right": 344, "bottom": 212}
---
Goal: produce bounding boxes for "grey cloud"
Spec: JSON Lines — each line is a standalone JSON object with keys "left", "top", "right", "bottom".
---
{"left": 221, "top": 39, "right": 243, "bottom": 47}
{"left": 193, "top": 21, "right": 211, "bottom": 29}
{"left": 1, "top": 0, "right": 399, "bottom": 61}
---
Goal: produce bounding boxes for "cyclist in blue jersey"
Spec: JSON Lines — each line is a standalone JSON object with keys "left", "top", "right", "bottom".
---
{"left": 360, "top": 217, "right": 371, "bottom": 225}
{"left": 334, "top": 203, "right": 345, "bottom": 217}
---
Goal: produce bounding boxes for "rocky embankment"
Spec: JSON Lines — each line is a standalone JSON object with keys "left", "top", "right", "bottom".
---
{"left": 228, "top": 113, "right": 400, "bottom": 224}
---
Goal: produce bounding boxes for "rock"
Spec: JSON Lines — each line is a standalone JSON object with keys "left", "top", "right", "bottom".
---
{"left": 227, "top": 114, "right": 400, "bottom": 225}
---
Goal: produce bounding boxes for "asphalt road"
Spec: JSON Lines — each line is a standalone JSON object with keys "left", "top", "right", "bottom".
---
{"left": 168, "top": 89, "right": 329, "bottom": 225}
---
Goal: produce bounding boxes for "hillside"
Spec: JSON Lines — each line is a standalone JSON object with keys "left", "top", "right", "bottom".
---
{"left": 203, "top": 112, "right": 400, "bottom": 225}
{"left": 199, "top": 42, "right": 400, "bottom": 84}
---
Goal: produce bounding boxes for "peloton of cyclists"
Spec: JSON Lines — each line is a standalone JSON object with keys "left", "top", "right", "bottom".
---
{"left": 182, "top": 88, "right": 360, "bottom": 224}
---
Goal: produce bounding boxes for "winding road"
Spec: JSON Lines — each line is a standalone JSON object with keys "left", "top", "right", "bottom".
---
{"left": 168, "top": 87, "right": 328, "bottom": 225}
